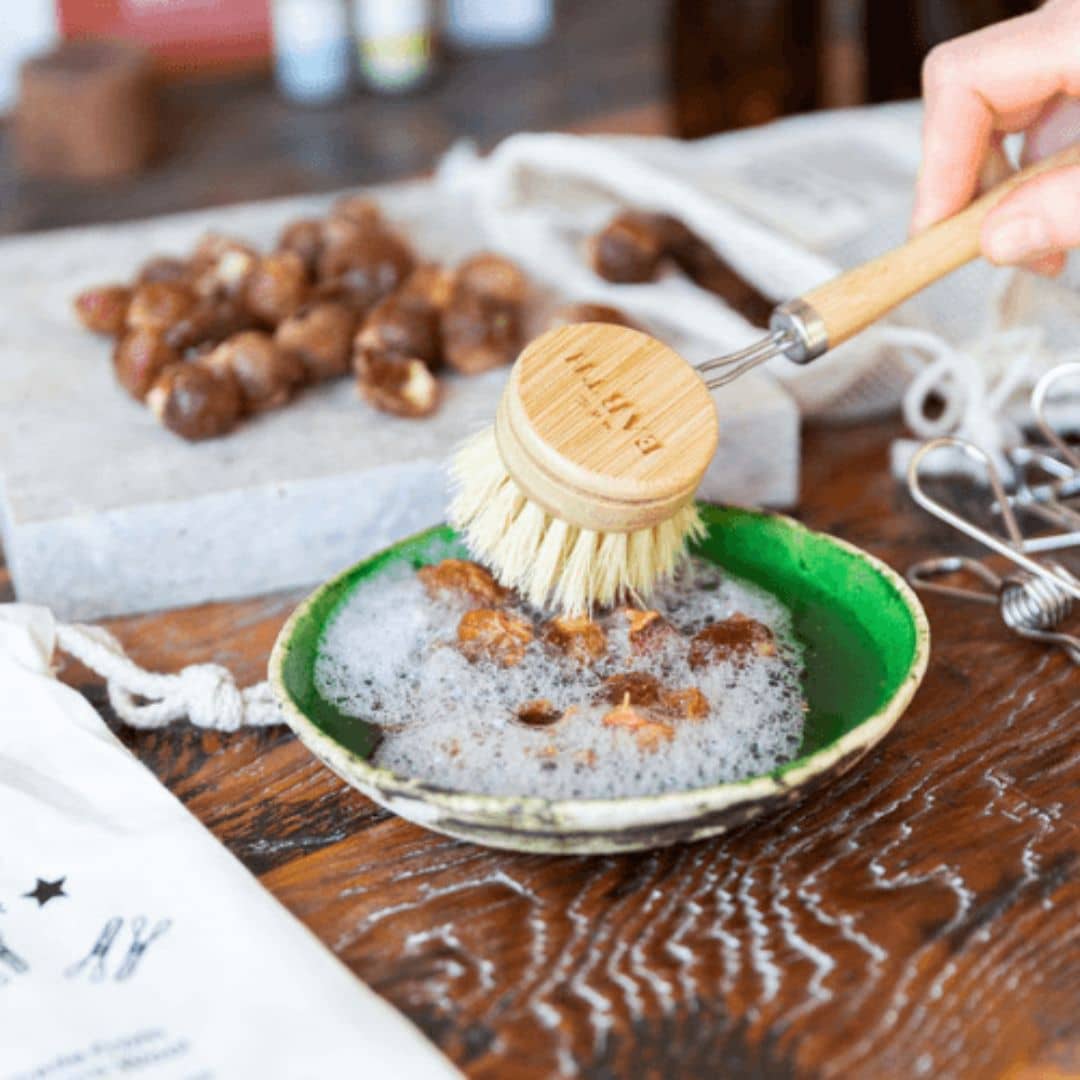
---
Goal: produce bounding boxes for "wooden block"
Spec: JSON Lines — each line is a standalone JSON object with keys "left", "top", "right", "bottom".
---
{"left": 15, "top": 40, "right": 156, "bottom": 179}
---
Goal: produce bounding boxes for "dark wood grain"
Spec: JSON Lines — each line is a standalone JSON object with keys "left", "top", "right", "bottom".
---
{"left": 36, "top": 415, "right": 1080, "bottom": 1080}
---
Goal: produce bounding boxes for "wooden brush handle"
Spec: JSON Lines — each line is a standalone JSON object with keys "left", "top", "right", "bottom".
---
{"left": 795, "top": 143, "right": 1080, "bottom": 351}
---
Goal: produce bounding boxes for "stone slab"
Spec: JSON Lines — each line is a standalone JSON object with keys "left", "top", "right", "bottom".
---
{"left": 0, "top": 181, "right": 799, "bottom": 620}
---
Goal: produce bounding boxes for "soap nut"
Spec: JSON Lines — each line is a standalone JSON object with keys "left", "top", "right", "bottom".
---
{"left": 205, "top": 330, "right": 306, "bottom": 412}
{"left": 441, "top": 288, "right": 522, "bottom": 375}
{"left": 588, "top": 211, "right": 667, "bottom": 283}
{"left": 601, "top": 696, "right": 675, "bottom": 752}
{"left": 659, "top": 687, "right": 710, "bottom": 721}
{"left": 276, "top": 219, "right": 325, "bottom": 278}
{"left": 357, "top": 354, "right": 441, "bottom": 418}
{"left": 191, "top": 234, "right": 259, "bottom": 299}
{"left": 317, "top": 226, "right": 415, "bottom": 313}
{"left": 688, "top": 614, "right": 777, "bottom": 669}
{"left": 164, "top": 297, "right": 255, "bottom": 353}
{"left": 455, "top": 252, "right": 527, "bottom": 306}
{"left": 619, "top": 607, "right": 681, "bottom": 657}
{"left": 113, "top": 328, "right": 180, "bottom": 401}
{"left": 515, "top": 699, "right": 563, "bottom": 728}
{"left": 136, "top": 256, "right": 193, "bottom": 287}
{"left": 354, "top": 293, "right": 441, "bottom": 373}
{"left": 245, "top": 250, "right": 308, "bottom": 327}
{"left": 457, "top": 608, "right": 533, "bottom": 667}
{"left": 274, "top": 301, "right": 357, "bottom": 381}
{"left": 328, "top": 194, "right": 385, "bottom": 229}
{"left": 74, "top": 284, "right": 132, "bottom": 336}
{"left": 147, "top": 362, "right": 244, "bottom": 441}
{"left": 542, "top": 615, "right": 607, "bottom": 666}
{"left": 595, "top": 671, "right": 662, "bottom": 707}
{"left": 417, "top": 559, "right": 511, "bottom": 608}
{"left": 126, "top": 281, "right": 197, "bottom": 333}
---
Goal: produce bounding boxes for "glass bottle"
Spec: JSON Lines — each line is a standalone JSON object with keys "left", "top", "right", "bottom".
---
{"left": 270, "top": 0, "right": 352, "bottom": 106}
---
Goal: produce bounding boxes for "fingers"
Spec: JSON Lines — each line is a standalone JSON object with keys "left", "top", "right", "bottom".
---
{"left": 912, "top": 61, "right": 996, "bottom": 232}
{"left": 1021, "top": 93, "right": 1080, "bottom": 164}
{"left": 977, "top": 134, "right": 1014, "bottom": 193}
{"left": 1021, "top": 252, "right": 1067, "bottom": 276}
{"left": 981, "top": 164, "right": 1080, "bottom": 265}
{"left": 983, "top": 106, "right": 1075, "bottom": 273}
{"left": 1015, "top": 98, "right": 1075, "bottom": 276}
{"left": 911, "top": 3, "right": 1080, "bottom": 233}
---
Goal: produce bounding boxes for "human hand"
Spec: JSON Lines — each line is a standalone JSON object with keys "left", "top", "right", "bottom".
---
{"left": 911, "top": 0, "right": 1080, "bottom": 275}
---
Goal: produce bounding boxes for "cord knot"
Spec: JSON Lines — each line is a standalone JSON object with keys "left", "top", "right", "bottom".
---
{"left": 177, "top": 663, "right": 246, "bottom": 732}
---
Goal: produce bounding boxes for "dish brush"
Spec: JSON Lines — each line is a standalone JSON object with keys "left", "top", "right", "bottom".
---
{"left": 450, "top": 144, "right": 1080, "bottom": 614}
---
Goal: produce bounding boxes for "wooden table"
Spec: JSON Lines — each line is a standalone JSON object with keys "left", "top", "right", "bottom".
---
{"left": 2, "top": 19, "right": 1078, "bottom": 1073}
{"left": 0, "top": 415, "right": 1073, "bottom": 1079}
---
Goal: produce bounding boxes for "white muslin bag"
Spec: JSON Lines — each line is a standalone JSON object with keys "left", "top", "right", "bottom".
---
{"left": 436, "top": 104, "right": 1080, "bottom": 469}
{"left": 0, "top": 604, "right": 460, "bottom": 1080}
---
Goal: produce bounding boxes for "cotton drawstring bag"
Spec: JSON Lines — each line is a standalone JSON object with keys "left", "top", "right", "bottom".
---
{"left": 0, "top": 604, "right": 460, "bottom": 1080}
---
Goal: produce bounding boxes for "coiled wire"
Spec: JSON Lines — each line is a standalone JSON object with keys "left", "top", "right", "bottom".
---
{"left": 907, "top": 435, "right": 1080, "bottom": 666}
{"left": 1001, "top": 570, "right": 1074, "bottom": 634}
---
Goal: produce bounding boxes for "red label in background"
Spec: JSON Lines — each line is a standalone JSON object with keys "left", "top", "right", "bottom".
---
{"left": 58, "top": 0, "right": 272, "bottom": 73}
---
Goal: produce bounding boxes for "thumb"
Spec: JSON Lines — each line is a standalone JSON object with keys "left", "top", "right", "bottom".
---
{"left": 980, "top": 162, "right": 1080, "bottom": 265}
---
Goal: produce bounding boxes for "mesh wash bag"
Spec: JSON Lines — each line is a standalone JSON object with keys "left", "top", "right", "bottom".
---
{"left": 436, "top": 103, "right": 1080, "bottom": 437}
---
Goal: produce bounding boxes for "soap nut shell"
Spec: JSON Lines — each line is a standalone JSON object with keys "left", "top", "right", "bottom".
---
{"left": 147, "top": 362, "right": 244, "bottom": 441}
{"left": 75, "top": 284, "right": 131, "bottom": 336}
{"left": 457, "top": 609, "right": 533, "bottom": 667}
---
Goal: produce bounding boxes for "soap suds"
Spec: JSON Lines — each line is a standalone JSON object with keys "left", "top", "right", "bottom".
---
{"left": 314, "top": 558, "right": 807, "bottom": 799}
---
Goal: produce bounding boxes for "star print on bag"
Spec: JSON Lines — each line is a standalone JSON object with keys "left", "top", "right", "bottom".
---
{"left": 23, "top": 877, "right": 66, "bottom": 907}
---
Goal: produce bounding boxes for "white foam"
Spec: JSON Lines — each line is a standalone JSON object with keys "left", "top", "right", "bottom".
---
{"left": 313, "top": 558, "right": 807, "bottom": 799}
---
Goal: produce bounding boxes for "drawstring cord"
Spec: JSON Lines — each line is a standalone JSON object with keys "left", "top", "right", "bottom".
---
{"left": 54, "top": 620, "right": 282, "bottom": 731}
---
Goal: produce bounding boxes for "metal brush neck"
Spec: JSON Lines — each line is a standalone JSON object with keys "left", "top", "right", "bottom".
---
{"left": 695, "top": 329, "right": 791, "bottom": 389}
{"left": 770, "top": 298, "right": 829, "bottom": 364}
{"left": 695, "top": 298, "right": 829, "bottom": 389}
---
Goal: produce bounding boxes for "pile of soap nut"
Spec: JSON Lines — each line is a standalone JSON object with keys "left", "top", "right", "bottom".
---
{"left": 74, "top": 194, "right": 632, "bottom": 442}
{"left": 72, "top": 195, "right": 756, "bottom": 442}
{"left": 418, "top": 557, "right": 778, "bottom": 753}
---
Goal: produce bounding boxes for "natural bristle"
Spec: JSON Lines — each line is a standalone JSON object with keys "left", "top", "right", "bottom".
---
{"left": 448, "top": 426, "right": 705, "bottom": 614}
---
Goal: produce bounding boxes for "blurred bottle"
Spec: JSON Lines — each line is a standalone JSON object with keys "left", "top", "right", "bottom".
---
{"left": 271, "top": 0, "right": 352, "bottom": 105}
{"left": 443, "top": 0, "right": 554, "bottom": 50}
{"left": 353, "top": 0, "right": 434, "bottom": 94}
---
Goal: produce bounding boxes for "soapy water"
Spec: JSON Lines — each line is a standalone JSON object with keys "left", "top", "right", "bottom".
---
{"left": 314, "top": 557, "right": 807, "bottom": 799}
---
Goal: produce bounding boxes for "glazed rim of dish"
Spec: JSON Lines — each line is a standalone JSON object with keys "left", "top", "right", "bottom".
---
{"left": 268, "top": 508, "right": 930, "bottom": 834}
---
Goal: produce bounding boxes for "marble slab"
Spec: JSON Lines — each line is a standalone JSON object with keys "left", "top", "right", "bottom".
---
{"left": 0, "top": 181, "right": 799, "bottom": 619}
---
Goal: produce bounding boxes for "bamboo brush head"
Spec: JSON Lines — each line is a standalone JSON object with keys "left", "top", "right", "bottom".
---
{"left": 449, "top": 323, "right": 719, "bottom": 613}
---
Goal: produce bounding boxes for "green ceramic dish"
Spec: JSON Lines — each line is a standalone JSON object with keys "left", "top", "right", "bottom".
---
{"left": 269, "top": 505, "right": 929, "bottom": 854}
